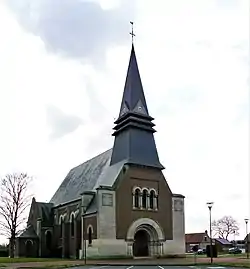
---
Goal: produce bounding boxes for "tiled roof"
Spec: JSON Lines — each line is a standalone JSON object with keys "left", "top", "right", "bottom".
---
{"left": 50, "top": 149, "right": 125, "bottom": 206}
{"left": 17, "top": 225, "right": 38, "bottom": 239}
{"left": 185, "top": 233, "right": 208, "bottom": 244}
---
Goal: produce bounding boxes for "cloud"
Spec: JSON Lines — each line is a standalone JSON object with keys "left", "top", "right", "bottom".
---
{"left": 6, "top": 0, "right": 136, "bottom": 67}
{"left": 46, "top": 105, "right": 84, "bottom": 139}
{"left": 0, "top": 0, "right": 249, "bottom": 243}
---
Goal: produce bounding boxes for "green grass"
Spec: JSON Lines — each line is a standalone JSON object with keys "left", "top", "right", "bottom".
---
{"left": 212, "top": 262, "right": 250, "bottom": 268}
{"left": 0, "top": 257, "right": 65, "bottom": 263}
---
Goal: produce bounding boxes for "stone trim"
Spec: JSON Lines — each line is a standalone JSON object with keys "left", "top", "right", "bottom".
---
{"left": 172, "top": 193, "right": 185, "bottom": 198}
{"left": 126, "top": 218, "right": 165, "bottom": 240}
{"left": 70, "top": 212, "right": 75, "bottom": 222}
{"left": 132, "top": 186, "right": 158, "bottom": 210}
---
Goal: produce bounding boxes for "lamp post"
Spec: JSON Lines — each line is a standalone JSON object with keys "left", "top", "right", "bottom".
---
{"left": 244, "top": 218, "right": 249, "bottom": 259}
{"left": 81, "top": 193, "right": 87, "bottom": 264}
{"left": 207, "top": 202, "right": 214, "bottom": 264}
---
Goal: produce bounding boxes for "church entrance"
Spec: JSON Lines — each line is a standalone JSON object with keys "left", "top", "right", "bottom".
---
{"left": 133, "top": 229, "right": 149, "bottom": 257}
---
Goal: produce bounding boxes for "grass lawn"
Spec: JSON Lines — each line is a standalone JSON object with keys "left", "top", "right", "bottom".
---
{"left": 0, "top": 257, "right": 65, "bottom": 263}
{"left": 0, "top": 256, "right": 249, "bottom": 268}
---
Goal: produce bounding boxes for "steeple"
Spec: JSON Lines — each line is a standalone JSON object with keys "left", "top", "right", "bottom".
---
{"left": 110, "top": 44, "right": 164, "bottom": 170}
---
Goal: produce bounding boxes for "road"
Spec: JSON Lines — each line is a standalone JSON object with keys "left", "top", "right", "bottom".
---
{"left": 67, "top": 265, "right": 247, "bottom": 269}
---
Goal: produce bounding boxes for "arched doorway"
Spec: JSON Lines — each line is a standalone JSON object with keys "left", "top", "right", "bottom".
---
{"left": 25, "top": 240, "right": 33, "bottom": 257}
{"left": 127, "top": 218, "right": 165, "bottom": 257}
{"left": 133, "top": 229, "right": 149, "bottom": 257}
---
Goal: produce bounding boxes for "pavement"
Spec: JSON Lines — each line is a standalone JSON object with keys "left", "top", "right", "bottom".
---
{"left": 67, "top": 266, "right": 247, "bottom": 269}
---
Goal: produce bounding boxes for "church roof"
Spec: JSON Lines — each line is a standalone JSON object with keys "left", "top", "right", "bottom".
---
{"left": 17, "top": 225, "right": 38, "bottom": 239}
{"left": 36, "top": 202, "right": 53, "bottom": 221}
{"left": 50, "top": 148, "right": 125, "bottom": 206}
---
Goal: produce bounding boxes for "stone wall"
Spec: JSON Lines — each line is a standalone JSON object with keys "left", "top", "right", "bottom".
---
{"left": 163, "top": 196, "right": 185, "bottom": 256}
{"left": 96, "top": 188, "right": 116, "bottom": 239}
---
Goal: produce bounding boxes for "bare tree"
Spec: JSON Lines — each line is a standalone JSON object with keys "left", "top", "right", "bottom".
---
{"left": 0, "top": 173, "right": 32, "bottom": 258}
{"left": 212, "top": 215, "right": 239, "bottom": 240}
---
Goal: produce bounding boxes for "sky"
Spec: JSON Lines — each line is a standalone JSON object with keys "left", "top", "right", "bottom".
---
{"left": 0, "top": 0, "right": 249, "bottom": 243}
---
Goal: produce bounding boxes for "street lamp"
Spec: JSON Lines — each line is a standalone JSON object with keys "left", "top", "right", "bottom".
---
{"left": 244, "top": 218, "right": 249, "bottom": 259}
{"left": 207, "top": 202, "right": 214, "bottom": 264}
{"left": 81, "top": 193, "right": 87, "bottom": 264}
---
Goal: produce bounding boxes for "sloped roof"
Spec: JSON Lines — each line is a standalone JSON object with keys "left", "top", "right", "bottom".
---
{"left": 185, "top": 233, "right": 208, "bottom": 244}
{"left": 36, "top": 202, "right": 53, "bottom": 220}
{"left": 214, "top": 238, "right": 232, "bottom": 245}
{"left": 50, "top": 149, "right": 125, "bottom": 206}
{"left": 17, "top": 225, "right": 38, "bottom": 239}
{"left": 244, "top": 233, "right": 250, "bottom": 241}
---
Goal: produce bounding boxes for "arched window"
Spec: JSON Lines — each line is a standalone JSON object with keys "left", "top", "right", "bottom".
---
{"left": 149, "top": 190, "right": 155, "bottom": 209}
{"left": 70, "top": 213, "right": 75, "bottom": 237}
{"left": 142, "top": 189, "right": 148, "bottom": 209}
{"left": 59, "top": 216, "right": 63, "bottom": 238}
{"left": 45, "top": 230, "right": 52, "bottom": 249}
{"left": 134, "top": 188, "right": 140, "bottom": 208}
{"left": 88, "top": 226, "right": 93, "bottom": 246}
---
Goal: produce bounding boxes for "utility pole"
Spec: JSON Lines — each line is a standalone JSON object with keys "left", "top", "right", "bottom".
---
{"left": 207, "top": 202, "right": 214, "bottom": 264}
{"left": 245, "top": 218, "right": 249, "bottom": 259}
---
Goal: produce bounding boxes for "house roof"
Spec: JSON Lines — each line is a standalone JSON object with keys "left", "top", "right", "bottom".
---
{"left": 214, "top": 238, "right": 232, "bottom": 245}
{"left": 244, "top": 233, "right": 250, "bottom": 241}
{"left": 50, "top": 149, "right": 125, "bottom": 206}
{"left": 185, "top": 233, "right": 208, "bottom": 244}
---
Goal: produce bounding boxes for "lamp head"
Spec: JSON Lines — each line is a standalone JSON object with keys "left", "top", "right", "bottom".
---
{"left": 207, "top": 202, "right": 214, "bottom": 209}
{"left": 245, "top": 218, "right": 249, "bottom": 224}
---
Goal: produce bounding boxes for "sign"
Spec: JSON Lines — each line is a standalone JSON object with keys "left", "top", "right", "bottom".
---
{"left": 102, "top": 193, "right": 113, "bottom": 206}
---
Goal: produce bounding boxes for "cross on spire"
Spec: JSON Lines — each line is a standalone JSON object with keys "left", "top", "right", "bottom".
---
{"left": 130, "top": 21, "right": 135, "bottom": 43}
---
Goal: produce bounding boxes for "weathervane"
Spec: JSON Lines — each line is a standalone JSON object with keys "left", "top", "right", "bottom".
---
{"left": 130, "top": 21, "right": 135, "bottom": 43}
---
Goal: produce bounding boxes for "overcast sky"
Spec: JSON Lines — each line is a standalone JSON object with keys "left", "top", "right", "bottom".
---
{"left": 0, "top": 0, "right": 249, "bottom": 243}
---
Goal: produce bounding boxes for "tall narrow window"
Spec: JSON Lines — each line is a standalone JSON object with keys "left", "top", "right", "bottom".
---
{"left": 45, "top": 231, "right": 52, "bottom": 250}
{"left": 71, "top": 214, "right": 75, "bottom": 237}
{"left": 59, "top": 216, "right": 63, "bottom": 238}
{"left": 149, "top": 190, "right": 154, "bottom": 209}
{"left": 142, "top": 189, "right": 148, "bottom": 209}
{"left": 88, "top": 226, "right": 92, "bottom": 246}
{"left": 134, "top": 189, "right": 140, "bottom": 208}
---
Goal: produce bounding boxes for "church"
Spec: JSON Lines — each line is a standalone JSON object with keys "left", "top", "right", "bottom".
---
{"left": 15, "top": 43, "right": 185, "bottom": 259}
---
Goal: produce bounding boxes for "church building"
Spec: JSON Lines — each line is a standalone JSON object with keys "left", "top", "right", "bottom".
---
{"left": 15, "top": 44, "right": 185, "bottom": 259}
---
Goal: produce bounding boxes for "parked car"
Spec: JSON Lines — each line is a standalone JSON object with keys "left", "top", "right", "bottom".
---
{"left": 197, "top": 248, "right": 206, "bottom": 254}
{"left": 229, "top": 247, "right": 242, "bottom": 254}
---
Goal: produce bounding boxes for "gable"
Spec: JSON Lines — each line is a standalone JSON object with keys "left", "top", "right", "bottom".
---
{"left": 27, "top": 198, "right": 53, "bottom": 227}
{"left": 27, "top": 198, "right": 37, "bottom": 226}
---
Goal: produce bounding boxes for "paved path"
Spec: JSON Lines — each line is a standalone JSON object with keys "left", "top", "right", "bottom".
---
{"left": 0, "top": 257, "right": 249, "bottom": 269}
{"left": 65, "top": 265, "right": 248, "bottom": 269}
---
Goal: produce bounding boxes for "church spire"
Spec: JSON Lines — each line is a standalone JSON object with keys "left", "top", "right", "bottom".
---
{"left": 118, "top": 44, "right": 149, "bottom": 119}
{"left": 110, "top": 42, "right": 164, "bottom": 170}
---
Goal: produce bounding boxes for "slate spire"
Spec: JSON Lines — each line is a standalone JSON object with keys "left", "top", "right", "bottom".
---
{"left": 118, "top": 44, "right": 149, "bottom": 118}
{"left": 110, "top": 44, "right": 164, "bottom": 170}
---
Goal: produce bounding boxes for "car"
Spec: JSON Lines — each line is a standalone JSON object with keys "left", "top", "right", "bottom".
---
{"left": 229, "top": 247, "right": 242, "bottom": 254}
{"left": 197, "top": 248, "right": 206, "bottom": 254}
